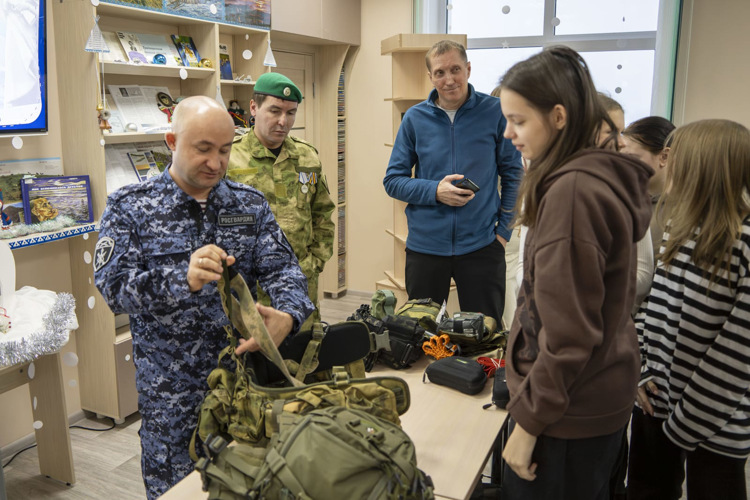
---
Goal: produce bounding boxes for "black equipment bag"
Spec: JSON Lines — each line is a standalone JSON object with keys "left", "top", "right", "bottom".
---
{"left": 423, "top": 357, "right": 487, "bottom": 395}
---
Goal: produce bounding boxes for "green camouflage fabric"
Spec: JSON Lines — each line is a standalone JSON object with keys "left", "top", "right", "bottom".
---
{"left": 227, "top": 129, "right": 335, "bottom": 331}
{"left": 191, "top": 265, "right": 411, "bottom": 461}
{"left": 371, "top": 290, "right": 397, "bottom": 319}
{"left": 195, "top": 407, "right": 435, "bottom": 500}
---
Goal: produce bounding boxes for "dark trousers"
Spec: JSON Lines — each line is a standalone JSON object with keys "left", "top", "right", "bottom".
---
{"left": 502, "top": 420, "right": 625, "bottom": 500}
{"left": 405, "top": 239, "right": 506, "bottom": 323}
{"left": 627, "top": 409, "right": 748, "bottom": 500}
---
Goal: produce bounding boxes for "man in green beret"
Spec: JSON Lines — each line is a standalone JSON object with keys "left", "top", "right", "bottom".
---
{"left": 227, "top": 72, "right": 335, "bottom": 332}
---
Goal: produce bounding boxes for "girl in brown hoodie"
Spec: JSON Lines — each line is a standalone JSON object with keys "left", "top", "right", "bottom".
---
{"left": 498, "top": 46, "right": 653, "bottom": 499}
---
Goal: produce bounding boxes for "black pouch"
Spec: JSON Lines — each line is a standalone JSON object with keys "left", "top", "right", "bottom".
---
{"left": 423, "top": 357, "right": 487, "bottom": 395}
{"left": 483, "top": 367, "right": 510, "bottom": 410}
{"left": 377, "top": 315, "right": 425, "bottom": 370}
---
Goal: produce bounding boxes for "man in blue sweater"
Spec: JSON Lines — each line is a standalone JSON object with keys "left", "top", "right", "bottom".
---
{"left": 384, "top": 40, "right": 523, "bottom": 325}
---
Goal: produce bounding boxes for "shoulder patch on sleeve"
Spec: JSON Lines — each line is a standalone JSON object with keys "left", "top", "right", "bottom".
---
{"left": 94, "top": 237, "right": 115, "bottom": 272}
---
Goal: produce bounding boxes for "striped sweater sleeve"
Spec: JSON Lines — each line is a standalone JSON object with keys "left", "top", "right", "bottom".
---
{"left": 664, "top": 241, "right": 750, "bottom": 451}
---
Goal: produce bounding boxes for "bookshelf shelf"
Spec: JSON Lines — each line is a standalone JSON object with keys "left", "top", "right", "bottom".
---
{"left": 384, "top": 97, "right": 423, "bottom": 102}
{"left": 102, "top": 62, "right": 215, "bottom": 79}
{"left": 385, "top": 143, "right": 393, "bottom": 148}
{"left": 103, "top": 132, "right": 166, "bottom": 144}
{"left": 5, "top": 223, "right": 98, "bottom": 250}
{"left": 385, "top": 229, "right": 406, "bottom": 245}
{"left": 220, "top": 79, "right": 256, "bottom": 86}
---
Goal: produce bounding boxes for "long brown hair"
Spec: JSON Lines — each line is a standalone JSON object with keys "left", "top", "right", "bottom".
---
{"left": 659, "top": 119, "right": 750, "bottom": 285}
{"left": 501, "top": 46, "right": 613, "bottom": 227}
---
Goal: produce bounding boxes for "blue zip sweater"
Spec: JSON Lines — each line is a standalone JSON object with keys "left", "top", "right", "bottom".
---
{"left": 384, "top": 85, "right": 523, "bottom": 256}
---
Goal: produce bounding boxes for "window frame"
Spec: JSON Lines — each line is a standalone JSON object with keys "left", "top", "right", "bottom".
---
{"left": 445, "top": 0, "right": 657, "bottom": 53}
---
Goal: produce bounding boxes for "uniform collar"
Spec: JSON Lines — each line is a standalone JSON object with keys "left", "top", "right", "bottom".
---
{"left": 160, "top": 164, "right": 230, "bottom": 208}
{"left": 245, "top": 126, "right": 300, "bottom": 161}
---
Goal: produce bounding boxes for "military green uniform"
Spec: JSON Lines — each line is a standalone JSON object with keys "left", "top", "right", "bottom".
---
{"left": 227, "top": 129, "right": 335, "bottom": 331}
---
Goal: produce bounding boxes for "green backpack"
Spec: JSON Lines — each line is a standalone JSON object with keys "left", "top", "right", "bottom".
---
{"left": 193, "top": 265, "right": 433, "bottom": 499}
{"left": 371, "top": 289, "right": 397, "bottom": 319}
{"left": 191, "top": 265, "right": 411, "bottom": 458}
{"left": 396, "top": 298, "right": 442, "bottom": 332}
{"left": 196, "top": 406, "right": 434, "bottom": 500}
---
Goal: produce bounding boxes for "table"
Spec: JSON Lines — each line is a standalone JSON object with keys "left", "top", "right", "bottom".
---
{"left": 162, "top": 357, "right": 508, "bottom": 500}
{"left": 0, "top": 352, "right": 76, "bottom": 499}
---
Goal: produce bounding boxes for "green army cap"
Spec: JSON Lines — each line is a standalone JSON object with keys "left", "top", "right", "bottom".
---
{"left": 254, "top": 72, "right": 302, "bottom": 103}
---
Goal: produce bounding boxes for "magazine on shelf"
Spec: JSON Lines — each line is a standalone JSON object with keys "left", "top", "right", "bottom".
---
{"left": 116, "top": 32, "right": 148, "bottom": 64}
{"left": 127, "top": 152, "right": 161, "bottom": 181}
{"left": 171, "top": 35, "right": 201, "bottom": 67}
{"left": 105, "top": 142, "right": 171, "bottom": 194}
{"left": 219, "top": 44, "right": 233, "bottom": 80}
{"left": 138, "top": 34, "right": 182, "bottom": 66}
{"left": 107, "top": 85, "right": 174, "bottom": 129}
{"left": 101, "top": 32, "right": 127, "bottom": 62}
{"left": 20, "top": 175, "right": 93, "bottom": 224}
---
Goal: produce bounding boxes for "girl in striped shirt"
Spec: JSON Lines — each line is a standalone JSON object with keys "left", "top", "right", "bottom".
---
{"left": 629, "top": 119, "right": 750, "bottom": 500}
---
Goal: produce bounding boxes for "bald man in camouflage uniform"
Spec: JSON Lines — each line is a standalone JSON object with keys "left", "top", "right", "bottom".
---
{"left": 94, "top": 96, "right": 314, "bottom": 499}
{"left": 227, "top": 73, "right": 335, "bottom": 332}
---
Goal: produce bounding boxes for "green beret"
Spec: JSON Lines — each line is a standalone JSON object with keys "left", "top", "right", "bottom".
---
{"left": 254, "top": 72, "right": 302, "bottom": 103}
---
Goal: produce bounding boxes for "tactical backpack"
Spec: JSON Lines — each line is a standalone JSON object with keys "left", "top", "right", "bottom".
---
{"left": 371, "top": 289, "right": 397, "bottom": 319}
{"left": 193, "top": 265, "right": 433, "bottom": 499}
{"left": 191, "top": 265, "right": 413, "bottom": 455}
{"left": 196, "top": 406, "right": 434, "bottom": 500}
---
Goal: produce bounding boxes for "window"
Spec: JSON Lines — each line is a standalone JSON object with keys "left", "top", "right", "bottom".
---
{"left": 467, "top": 47, "right": 542, "bottom": 95}
{"left": 449, "top": 0, "right": 545, "bottom": 38}
{"left": 432, "top": 0, "right": 668, "bottom": 125}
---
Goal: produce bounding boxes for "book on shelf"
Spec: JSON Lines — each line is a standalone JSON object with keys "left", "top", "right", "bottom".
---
{"left": 171, "top": 35, "right": 202, "bottom": 68}
{"left": 101, "top": 31, "right": 127, "bottom": 62}
{"left": 138, "top": 33, "right": 183, "bottom": 66}
{"left": 219, "top": 44, "right": 233, "bottom": 80}
{"left": 116, "top": 32, "right": 148, "bottom": 64}
{"left": 21, "top": 175, "right": 93, "bottom": 224}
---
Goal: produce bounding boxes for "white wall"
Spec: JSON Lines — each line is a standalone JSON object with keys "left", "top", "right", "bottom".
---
{"left": 346, "top": 0, "right": 412, "bottom": 293}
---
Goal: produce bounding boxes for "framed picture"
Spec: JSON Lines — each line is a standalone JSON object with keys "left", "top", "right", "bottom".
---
{"left": 21, "top": 175, "right": 93, "bottom": 224}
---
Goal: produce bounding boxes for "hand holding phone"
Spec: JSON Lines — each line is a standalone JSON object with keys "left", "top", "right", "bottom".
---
{"left": 454, "top": 177, "right": 480, "bottom": 193}
{"left": 437, "top": 174, "right": 478, "bottom": 207}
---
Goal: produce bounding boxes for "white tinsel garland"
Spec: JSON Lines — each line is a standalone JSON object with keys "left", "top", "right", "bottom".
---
{"left": 0, "top": 293, "right": 76, "bottom": 368}
{"left": 0, "top": 215, "right": 79, "bottom": 240}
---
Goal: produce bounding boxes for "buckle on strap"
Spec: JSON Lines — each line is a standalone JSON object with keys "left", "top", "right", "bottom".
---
{"left": 332, "top": 366, "right": 351, "bottom": 387}
{"left": 265, "top": 448, "right": 287, "bottom": 475}
{"left": 370, "top": 330, "right": 391, "bottom": 352}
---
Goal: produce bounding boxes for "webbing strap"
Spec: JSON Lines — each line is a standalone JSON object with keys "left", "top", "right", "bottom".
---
{"left": 218, "top": 263, "right": 303, "bottom": 387}
{"left": 295, "top": 322, "right": 325, "bottom": 382}
{"left": 222, "top": 449, "right": 262, "bottom": 479}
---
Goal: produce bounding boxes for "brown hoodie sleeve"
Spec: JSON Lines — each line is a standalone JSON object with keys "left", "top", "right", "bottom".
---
{"left": 508, "top": 172, "right": 612, "bottom": 436}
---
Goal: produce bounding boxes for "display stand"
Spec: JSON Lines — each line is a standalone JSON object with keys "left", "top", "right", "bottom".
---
{"left": 377, "top": 34, "right": 467, "bottom": 311}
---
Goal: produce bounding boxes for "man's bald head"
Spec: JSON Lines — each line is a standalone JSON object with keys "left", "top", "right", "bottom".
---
{"left": 165, "top": 96, "right": 236, "bottom": 199}
{"left": 171, "top": 95, "right": 234, "bottom": 136}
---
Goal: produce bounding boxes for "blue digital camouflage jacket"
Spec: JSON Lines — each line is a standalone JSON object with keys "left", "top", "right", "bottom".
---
{"left": 94, "top": 168, "right": 315, "bottom": 397}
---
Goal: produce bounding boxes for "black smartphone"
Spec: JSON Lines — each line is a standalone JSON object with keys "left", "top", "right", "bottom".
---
{"left": 454, "top": 178, "right": 480, "bottom": 193}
